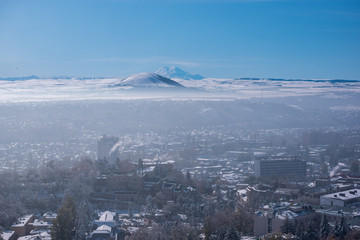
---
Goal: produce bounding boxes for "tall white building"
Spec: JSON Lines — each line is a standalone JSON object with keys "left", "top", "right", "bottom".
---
{"left": 97, "top": 135, "right": 119, "bottom": 163}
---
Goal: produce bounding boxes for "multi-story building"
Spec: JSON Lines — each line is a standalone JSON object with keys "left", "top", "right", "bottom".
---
{"left": 254, "top": 205, "right": 316, "bottom": 237}
{"left": 97, "top": 135, "right": 119, "bottom": 163}
{"left": 302, "top": 131, "right": 341, "bottom": 146}
{"left": 254, "top": 156, "right": 306, "bottom": 177}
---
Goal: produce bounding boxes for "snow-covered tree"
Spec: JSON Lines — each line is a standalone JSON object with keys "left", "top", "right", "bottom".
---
{"left": 280, "top": 214, "right": 295, "bottom": 234}
{"left": 224, "top": 225, "right": 241, "bottom": 240}
{"left": 145, "top": 195, "right": 155, "bottom": 214}
{"left": 320, "top": 214, "right": 331, "bottom": 239}
{"left": 295, "top": 221, "right": 308, "bottom": 240}
{"left": 333, "top": 219, "right": 340, "bottom": 238}
{"left": 339, "top": 214, "right": 350, "bottom": 238}
{"left": 75, "top": 199, "right": 93, "bottom": 240}
{"left": 307, "top": 220, "right": 319, "bottom": 240}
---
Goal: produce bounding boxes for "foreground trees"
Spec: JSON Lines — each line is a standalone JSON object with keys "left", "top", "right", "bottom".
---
{"left": 203, "top": 207, "right": 253, "bottom": 240}
{"left": 51, "top": 196, "right": 76, "bottom": 240}
{"left": 128, "top": 223, "right": 198, "bottom": 240}
{"left": 272, "top": 213, "right": 359, "bottom": 240}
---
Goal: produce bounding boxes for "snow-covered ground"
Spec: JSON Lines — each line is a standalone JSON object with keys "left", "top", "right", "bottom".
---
{"left": 0, "top": 75, "right": 359, "bottom": 102}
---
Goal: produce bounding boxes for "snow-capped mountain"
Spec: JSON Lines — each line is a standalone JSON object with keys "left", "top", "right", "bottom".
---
{"left": 112, "top": 72, "right": 184, "bottom": 88}
{"left": 1, "top": 71, "right": 359, "bottom": 102}
{"left": 156, "top": 66, "right": 204, "bottom": 80}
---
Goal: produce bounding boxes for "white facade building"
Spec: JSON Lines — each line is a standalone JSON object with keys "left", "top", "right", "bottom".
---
{"left": 320, "top": 189, "right": 360, "bottom": 207}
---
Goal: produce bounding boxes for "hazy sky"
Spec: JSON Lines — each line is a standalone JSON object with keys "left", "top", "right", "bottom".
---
{"left": 0, "top": 0, "right": 359, "bottom": 79}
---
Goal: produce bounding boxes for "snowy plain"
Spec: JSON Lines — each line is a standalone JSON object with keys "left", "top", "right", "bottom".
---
{"left": 0, "top": 75, "right": 360, "bottom": 103}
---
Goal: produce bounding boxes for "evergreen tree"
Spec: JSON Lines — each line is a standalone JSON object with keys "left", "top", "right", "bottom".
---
{"left": 138, "top": 158, "right": 144, "bottom": 177}
{"left": 320, "top": 214, "right": 331, "bottom": 239}
{"left": 75, "top": 199, "right": 93, "bottom": 240}
{"left": 307, "top": 219, "right": 319, "bottom": 240}
{"left": 281, "top": 214, "right": 295, "bottom": 234}
{"left": 216, "top": 225, "right": 227, "bottom": 240}
{"left": 296, "top": 232, "right": 309, "bottom": 240}
{"left": 145, "top": 195, "right": 155, "bottom": 214}
{"left": 203, "top": 216, "right": 212, "bottom": 240}
{"left": 345, "top": 229, "right": 360, "bottom": 240}
{"left": 215, "top": 184, "right": 221, "bottom": 197}
{"left": 339, "top": 215, "right": 350, "bottom": 239}
{"left": 51, "top": 196, "right": 77, "bottom": 240}
{"left": 295, "top": 222, "right": 308, "bottom": 240}
{"left": 332, "top": 219, "right": 341, "bottom": 238}
{"left": 186, "top": 170, "right": 191, "bottom": 185}
{"left": 224, "top": 225, "right": 240, "bottom": 240}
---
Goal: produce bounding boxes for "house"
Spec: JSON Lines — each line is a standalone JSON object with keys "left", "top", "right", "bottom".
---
{"left": 88, "top": 224, "right": 114, "bottom": 240}
{"left": 93, "top": 211, "right": 117, "bottom": 228}
{"left": 17, "top": 231, "right": 51, "bottom": 240}
{"left": 1, "top": 230, "right": 16, "bottom": 240}
{"left": 43, "top": 212, "right": 57, "bottom": 223}
{"left": 29, "top": 219, "right": 51, "bottom": 229}
{"left": 10, "top": 214, "right": 34, "bottom": 237}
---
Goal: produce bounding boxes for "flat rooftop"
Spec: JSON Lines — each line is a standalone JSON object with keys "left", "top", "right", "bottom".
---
{"left": 11, "top": 214, "right": 33, "bottom": 227}
{"left": 321, "top": 189, "right": 360, "bottom": 201}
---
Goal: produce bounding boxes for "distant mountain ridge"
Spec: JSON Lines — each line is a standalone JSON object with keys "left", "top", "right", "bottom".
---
{"left": 156, "top": 66, "right": 204, "bottom": 80}
{"left": 111, "top": 72, "right": 184, "bottom": 88}
{"left": 0, "top": 75, "right": 40, "bottom": 81}
{"left": 234, "top": 77, "right": 360, "bottom": 83}
{"left": 1, "top": 73, "right": 358, "bottom": 84}
{"left": 0, "top": 75, "right": 103, "bottom": 81}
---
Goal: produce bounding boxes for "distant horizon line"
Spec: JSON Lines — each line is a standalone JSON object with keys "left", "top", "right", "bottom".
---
{"left": 0, "top": 74, "right": 359, "bottom": 82}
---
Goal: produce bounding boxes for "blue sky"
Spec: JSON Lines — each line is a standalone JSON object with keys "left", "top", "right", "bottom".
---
{"left": 0, "top": 0, "right": 359, "bottom": 79}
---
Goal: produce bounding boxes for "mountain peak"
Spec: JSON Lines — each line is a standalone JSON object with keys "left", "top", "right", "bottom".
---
{"left": 156, "top": 66, "right": 204, "bottom": 80}
{"left": 112, "top": 72, "right": 184, "bottom": 88}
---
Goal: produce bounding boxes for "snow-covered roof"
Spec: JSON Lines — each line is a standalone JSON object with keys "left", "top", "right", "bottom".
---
{"left": 30, "top": 219, "right": 50, "bottom": 227}
{"left": 11, "top": 214, "right": 33, "bottom": 227}
{"left": 1, "top": 230, "right": 15, "bottom": 240}
{"left": 92, "top": 230, "right": 111, "bottom": 235}
{"left": 321, "top": 189, "right": 360, "bottom": 201}
{"left": 96, "top": 224, "right": 112, "bottom": 232}
{"left": 99, "top": 211, "right": 116, "bottom": 221}
{"left": 127, "top": 227, "right": 139, "bottom": 233}
{"left": 17, "top": 232, "right": 51, "bottom": 240}
{"left": 43, "top": 212, "right": 57, "bottom": 219}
